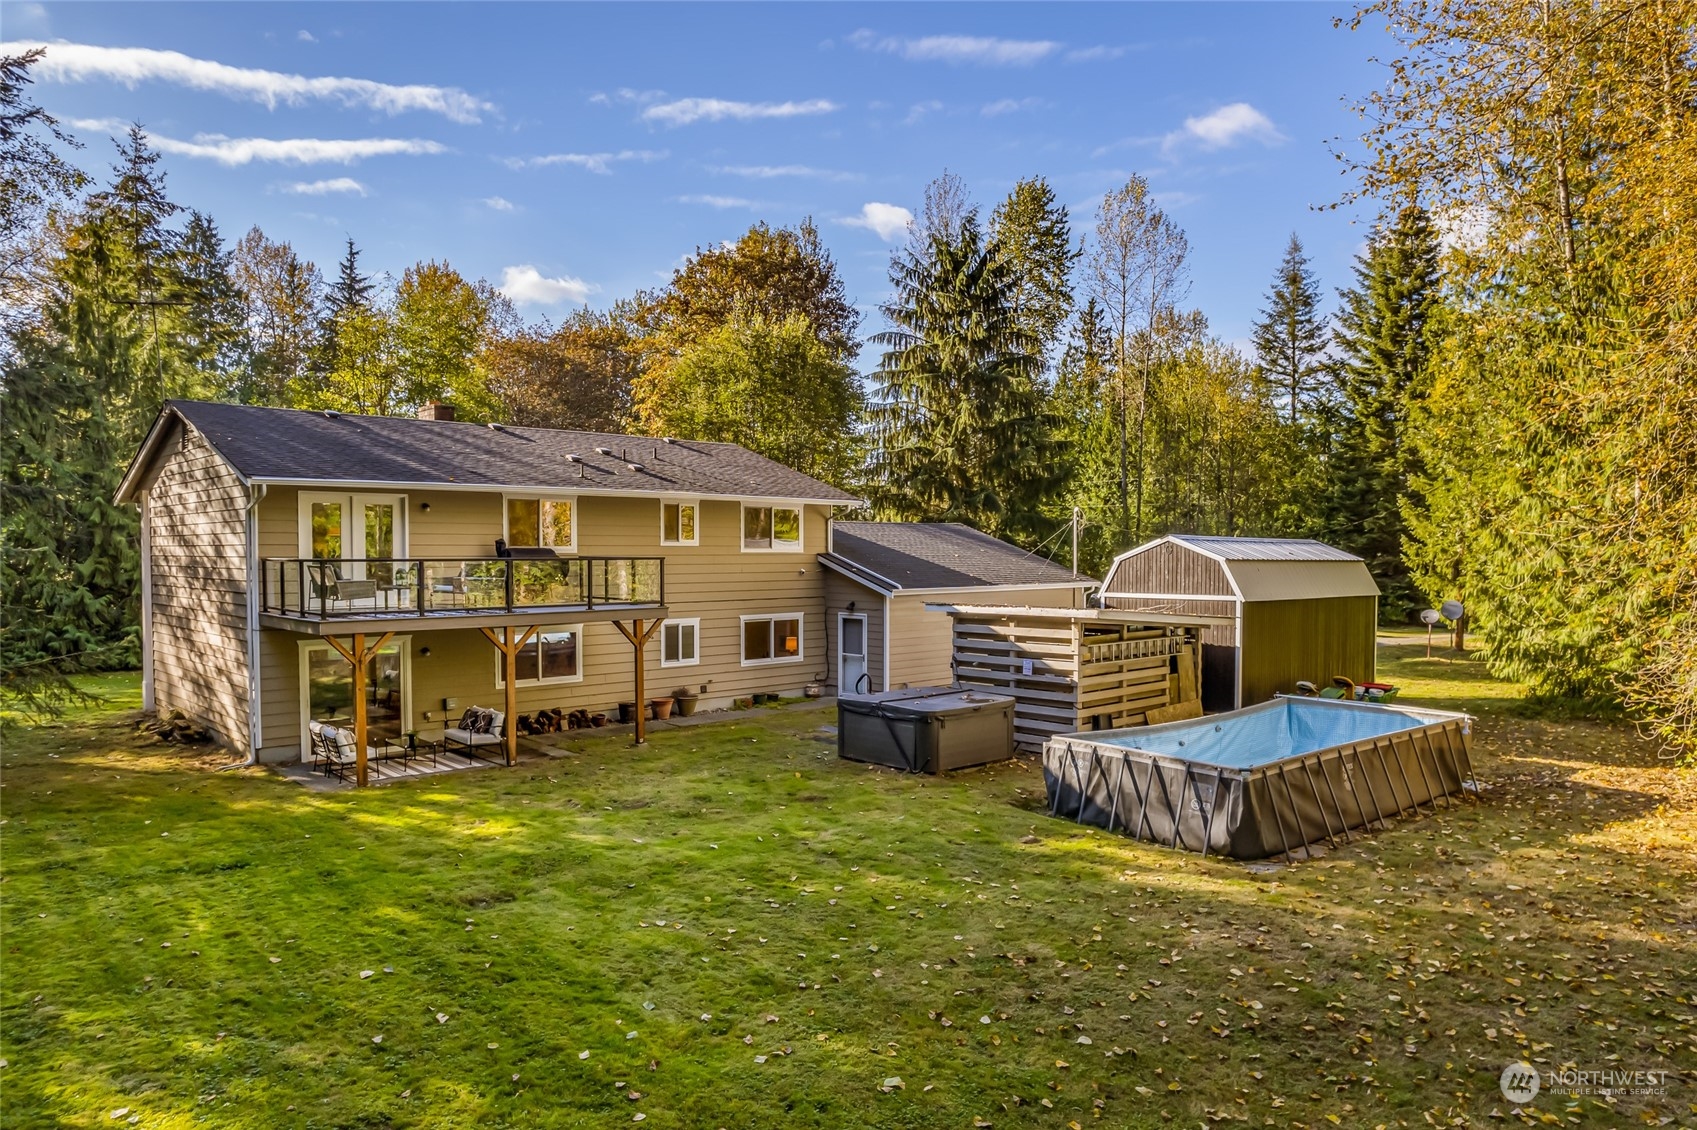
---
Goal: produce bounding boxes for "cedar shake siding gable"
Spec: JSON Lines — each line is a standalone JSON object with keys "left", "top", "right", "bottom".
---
{"left": 144, "top": 426, "right": 252, "bottom": 749}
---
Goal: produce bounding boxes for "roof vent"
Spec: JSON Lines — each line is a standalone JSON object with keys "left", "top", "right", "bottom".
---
{"left": 322, "top": 410, "right": 341, "bottom": 419}
{"left": 565, "top": 453, "right": 582, "bottom": 463}
{"left": 595, "top": 446, "right": 614, "bottom": 456}
{"left": 662, "top": 436, "right": 675, "bottom": 444}
{"left": 487, "top": 422, "right": 505, "bottom": 432}
{"left": 626, "top": 462, "right": 645, "bottom": 473}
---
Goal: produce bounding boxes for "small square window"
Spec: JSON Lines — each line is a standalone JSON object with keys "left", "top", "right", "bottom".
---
{"left": 661, "top": 500, "right": 699, "bottom": 546}
{"left": 742, "top": 505, "right": 802, "bottom": 551}
{"left": 662, "top": 619, "right": 699, "bottom": 667}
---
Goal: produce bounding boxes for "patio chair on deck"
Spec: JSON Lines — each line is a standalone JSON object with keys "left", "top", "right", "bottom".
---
{"left": 444, "top": 706, "right": 506, "bottom": 762}
{"left": 306, "top": 561, "right": 379, "bottom": 611}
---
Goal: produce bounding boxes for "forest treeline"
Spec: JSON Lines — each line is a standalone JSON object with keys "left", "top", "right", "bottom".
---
{"left": 3, "top": 0, "right": 1694, "bottom": 758}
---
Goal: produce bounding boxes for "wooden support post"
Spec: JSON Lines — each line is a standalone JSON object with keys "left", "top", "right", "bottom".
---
{"left": 612, "top": 617, "right": 666, "bottom": 746}
{"left": 325, "top": 631, "right": 395, "bottom": 788}
{"left": 479, "top": 625, "right": 538, "bottom": 767}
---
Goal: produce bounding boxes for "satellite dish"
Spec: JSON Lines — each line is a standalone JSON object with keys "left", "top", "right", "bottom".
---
{"left": 1440, "top": 599, "right": 1464, "bottom": 621}
{"left": 1420, "top": 609, "right": 1441, "bottom": 625}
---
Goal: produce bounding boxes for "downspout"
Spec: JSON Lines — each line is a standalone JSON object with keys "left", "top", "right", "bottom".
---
{"left": 234, "top": 482, "right": 268, "bottom": 768}
{"left": 882, "top": 594, "right": 892, "bottom": 693}
{"left": 139, "top": 491, "right": 154, "bottom": 713}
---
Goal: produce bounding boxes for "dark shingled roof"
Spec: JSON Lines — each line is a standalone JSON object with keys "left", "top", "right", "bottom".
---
{"left": 135, "top": 400, "right": 859, "bottom": 503}
{"left": 823, "top": 521, "right": 1086, "bottom": 592}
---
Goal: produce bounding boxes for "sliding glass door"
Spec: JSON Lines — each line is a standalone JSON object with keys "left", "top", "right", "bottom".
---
{"left": 299, "top": 638, "right": 410, "bottom": 760}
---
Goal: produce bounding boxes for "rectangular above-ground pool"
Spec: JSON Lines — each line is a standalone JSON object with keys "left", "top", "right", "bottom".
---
{"left": 1043, "top": 696, "right": 1477, "bottom": 860}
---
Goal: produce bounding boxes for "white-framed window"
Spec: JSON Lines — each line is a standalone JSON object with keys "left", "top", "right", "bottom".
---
{"left": 661, "top": 618, "right": 700, "bottom": 667}
{"left": 298, "top": 492, "right": 407, "bottom": 563}
{"left": 660, "top": 499, "right": 700, "bottom": 546}
{"left": 741, "top": 503, "right": 802, "bottom": 552}
{"left": 504, "top": 495, "right": 575, "bottom": 553}
{"left": 496, "top": 624, "right": 584, "bottom": 686}
{"left": 741, "top": 613, "right": 802, "bottom": 666}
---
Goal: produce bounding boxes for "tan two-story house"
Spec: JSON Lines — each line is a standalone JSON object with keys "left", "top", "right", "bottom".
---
{"left": 117, "top": 400, "right": 861, "bottom": 776}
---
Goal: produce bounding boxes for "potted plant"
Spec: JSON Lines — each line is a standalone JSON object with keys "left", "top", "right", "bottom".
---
{"left": 674, "top": 688, "right": 699, "bottom": 717}
{"left": 651, "top": 696, "right": 675, "bottom": 720}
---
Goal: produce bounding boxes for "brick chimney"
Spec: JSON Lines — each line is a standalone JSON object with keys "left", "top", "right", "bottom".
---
{"left": 418, "top": 401, "right": 455, "bottom": 422}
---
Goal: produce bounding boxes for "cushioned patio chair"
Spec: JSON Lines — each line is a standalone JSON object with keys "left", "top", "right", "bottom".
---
{"left": 306, "top": 560, "right": 379, "bottom": 611}
{"left": 444, "top": 706, "right": 506, "bottom": 762}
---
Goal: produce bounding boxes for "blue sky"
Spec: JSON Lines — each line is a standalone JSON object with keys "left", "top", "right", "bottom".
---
{"left": 3, "top": 2, "right": 1393, "bottom": 355}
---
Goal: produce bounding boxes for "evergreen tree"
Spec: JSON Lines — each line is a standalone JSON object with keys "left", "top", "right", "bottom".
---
{"left": 326, "top": 236, "right": 374, "bottom": 317}
{"left": 1251, "top": 233, "right": 1330, "bottom": 425}
{"left": 1049, "top": 298, "right": 1121, "bottom": 573}
{"left": 868, "top": 215, "right": 1066, "bottom": 544}
{"left": 2, "top": 48, "right": 86, "bottom": 345}
{"left": 988, "top": 175, "right": 1077, "bottom": 367}
{"left": 177, "top": 210, "right": 248, "bottom": 396}
{"left": 231, "top": 225, "right": 322, "bottom": 405}
{"left": 1322, "top": 203, "right": 1441, "bottom": 620}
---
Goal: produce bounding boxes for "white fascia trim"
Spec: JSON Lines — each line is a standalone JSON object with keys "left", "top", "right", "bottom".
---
{"left": 251, "top": 477, "right": 857, "bottom": 508}
{"left": 816, "top": 554, "right": 898, "bottom": 595}
{"left": 893, "top": 581, "right": 1098, "bottom": 597}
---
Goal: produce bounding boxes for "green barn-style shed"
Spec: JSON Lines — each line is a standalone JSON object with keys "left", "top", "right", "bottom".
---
{"left": 1099, "top": 535, "right": 1379, "bottom": 712}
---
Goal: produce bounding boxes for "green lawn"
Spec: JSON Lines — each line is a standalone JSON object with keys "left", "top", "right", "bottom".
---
{"left": 2, "top": 647, "right": 1693, "bottom": 1129}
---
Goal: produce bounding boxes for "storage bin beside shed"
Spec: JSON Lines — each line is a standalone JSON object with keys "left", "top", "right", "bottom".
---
{"left": 838, "top": 687, "right": 1015, "bottom": 773}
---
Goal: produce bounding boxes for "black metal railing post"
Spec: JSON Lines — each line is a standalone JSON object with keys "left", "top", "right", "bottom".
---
{"left": 504, "top": 559, "right": 515, "bottom": 613}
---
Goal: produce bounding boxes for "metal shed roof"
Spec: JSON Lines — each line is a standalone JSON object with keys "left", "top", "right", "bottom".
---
{"left": 1102, "top": 535, "right": 1380, "bottom": 603}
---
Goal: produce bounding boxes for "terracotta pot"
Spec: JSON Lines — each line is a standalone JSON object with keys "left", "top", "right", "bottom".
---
{"left": 651, "top": 697, "right": 675, "bottom": 720}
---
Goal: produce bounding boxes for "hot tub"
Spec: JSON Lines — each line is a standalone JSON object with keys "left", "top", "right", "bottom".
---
{"left": 1043, "top": 696, "right": 1477, "bottom": 859}
{"left": 839, "top": 687, "right": 1016, "bottom": 774}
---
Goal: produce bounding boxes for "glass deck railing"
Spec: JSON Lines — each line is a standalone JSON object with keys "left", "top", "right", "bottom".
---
{"left": 260, "top": 556, "right": 664, "bottom": 619}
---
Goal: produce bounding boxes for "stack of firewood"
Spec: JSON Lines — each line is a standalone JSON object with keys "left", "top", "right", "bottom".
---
{"left": 515, "top": 707, "right": 612, "bottom": 735}
{"left": 140, "top": 710, "right": 211, "bottom": 744}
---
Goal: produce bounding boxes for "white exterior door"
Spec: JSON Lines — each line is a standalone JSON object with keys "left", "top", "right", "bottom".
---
{"left": 839, "top": 614, "right": 868, "bottom": 696}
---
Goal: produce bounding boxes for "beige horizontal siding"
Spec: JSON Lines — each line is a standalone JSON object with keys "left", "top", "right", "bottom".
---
{"left": 822, "top": 571, "right": 884, "bottom": 694}
{"left": 257, "top": 496, "right": 832, "bottom": 758}
{"left": 148, "top": 428, "right": 250, "bottom": 750}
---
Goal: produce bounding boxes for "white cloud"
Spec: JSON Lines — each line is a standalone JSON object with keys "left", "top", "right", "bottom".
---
{"left": 1163, "top": 102, "right": 1285, "bottom": 153}
{"left": 497, "top": 265, "right": 594, "bottom": 306}
{"left": 847, "top": 29, "right": 1059, "bottom": 66}
{"left": 709, "top": 164, "right": 859, "bottom": 182}
{"left": 149, "top": 132, "right": 445, "bottom": 166}
{"left": 505, "top": 149, "right": 665, "bottom": 174}
{"left": 296, "top": 30, "right": 317, "bottom": 43}
{"left": 6, "top": 40, "right": 494, "bottom": 123}
{"left": 282, "top": 176, "right": 366, "bottom": 195}
{"left": 981, "top": 97, "right": 1042, "bottom": 117}
{"left": 902, "top": 99, "right": 944, "bottom": 126}
{"left": 839, "top": 202, "right": 912, "bottom": 242}
{"left": 1064, "top": 45, "right": 1127, "bottom": 63}
{"left": 676, "top": 194, "right": 759, "bottom": 209}
{"left": 481, "top": 195, "right": 515, "bottom": 212}
{"left": 589, "top": 87, "right": 666, "bottom": 106}
{"left": 641, "top": 97, "right": 838, "bottom": 127}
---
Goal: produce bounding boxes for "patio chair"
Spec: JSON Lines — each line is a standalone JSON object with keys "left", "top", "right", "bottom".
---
{"left": 444, "top": 706, "right": 506, "bottom": 762}
{"left": 306, "top": 561, "right": 379, "bottom": 611}
{"left": 312, "top": 723, "right": 358, "bottom": 780}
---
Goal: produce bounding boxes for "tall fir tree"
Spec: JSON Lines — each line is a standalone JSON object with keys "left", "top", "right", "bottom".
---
{"left": 1323, "top": 203, "right": 1441, "bottom": 621}
{"left": 989, "top": 176, "right": 1077, "bottom": 370}
{"left": 177, "top": 210, "right": 248, "bottom": 397}
{"left": 1251, "top": 233, "right": 1330, "bottom": 426}
{"left": 868, "top": 215, "right": 1067, "bottom": 545}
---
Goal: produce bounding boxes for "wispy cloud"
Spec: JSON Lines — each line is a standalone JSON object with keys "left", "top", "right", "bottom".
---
{"left": 589, "top": 87, "right": 666, "bottom": 107}
{"left": 902, "top": 100, "right": 944, "bottom": 126}
{"left": 847, "top": 29, "right": 1059, "bottom": 66}
{"left": 708, "top": 164, "right": 860, "bottom": 182}
{"left": 1064, "top": 45, "right": 1127, "bottom": 63}
{"left": 981, "top": 97, "right": 1043, "bottom": 117}
{"left": 676, "top": 194, "right": 760, "bottom": 209}
{"left": 6, "top": 40, "right": 495, "bottom": 123}
{"left": 498, "top": 265, "right": 593, "bottom": 306}
{"left": 839, "top": 202, "right": 912, "bottom": 242}
{"left": 503, "top": 149, "right": 666, "bottom": 174}
{"left": 296, "top": 30, "right": 317, "bottom": 44}
{"left": 481, "top": 195, "right": 515, "bottom": 212}
{"left": 641, "top": 97, "right": 838, "bottom": 127}
{"left": 281, "top": 176, "right": 366, "bottom": 196}
{"left": 148, "top": 132, "right": 445, "bottom": 166}
{"left": 1163, "top": 102, "right": 1285, "bottom": 153}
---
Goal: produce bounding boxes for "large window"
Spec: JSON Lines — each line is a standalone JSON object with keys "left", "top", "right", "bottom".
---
{"left": 741, "top": 613, "right": 802, "bottom": 666}
{"left": 741, "top": 504, "right": 802, "bottom": 552}
{"left": 661, "top": 500, "right": 699, "bottom": 546}
{"left": 497, "top": 625, "right": 583, "bottom": 686}
{"left": 298, "top": 492, "right": 406, "bottom": 581}
{"left": 505, "top": 496, "right": 575, "bottom": 553}
{"left": 662, "top": 618, "right": 700, "bottom": 667}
